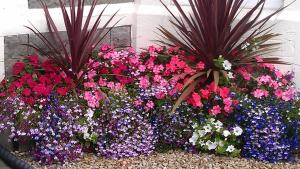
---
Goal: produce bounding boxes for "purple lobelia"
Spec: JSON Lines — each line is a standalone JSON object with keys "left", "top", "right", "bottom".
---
{"left": 95, "top": 91, "right": 156, "bottom": 159}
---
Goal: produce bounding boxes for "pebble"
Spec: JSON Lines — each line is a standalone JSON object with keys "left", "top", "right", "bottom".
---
{"left": 14, "top": 150, "right": 300, "bottom": 169}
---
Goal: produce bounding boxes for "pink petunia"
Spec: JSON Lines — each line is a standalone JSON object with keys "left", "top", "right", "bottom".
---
{"left": 223, "top": 98, "right": 233, "bottom": 106}
{"left": 138, "top": 76, "right": 150, "bottom": 89}
{"left": 252, "top": 89, "right": 268, "bottom": 99}
{"left": 210, "top": 105, "right": 222, "bottom": 116}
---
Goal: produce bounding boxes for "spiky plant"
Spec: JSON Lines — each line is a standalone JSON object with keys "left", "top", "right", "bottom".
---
{"left": 25, "top": 0, "right": 120, "bottom": 86}
{"left": 158, "top": 0, "right": 293, "bottom": 112}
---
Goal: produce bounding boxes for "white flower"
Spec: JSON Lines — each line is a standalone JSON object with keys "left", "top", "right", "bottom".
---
{"left": 208, "top": 118, "right": 215, "bottom": 123}
{"left": 213, "top": 120, "right": 223, "bottom": 132}
{"left": 192, "top": 123, "right": 198, "bottom": 129}
{"left": 227, "top": 72, "right": 234, "bottom": 79}
{"left": 206, "top": 140, "right": 217, "bottom": 150}
{"left": 233, "top": 126, "right": 243, "bottom": 136}
{"left": 223, "top": 60, "right": 232, "bottom": 70}
{"left": 226, "top": 145, "right": 235, "bottom": 152}
{"left": 199, "top": 140, "right": 206, "bottom": 146}
{"left": 189, "top": 132, "right": 199, "bottom": 146}
{"left": 83, "top": 132, "right": 90, "bottom": 140}
{"left": 198, "top": 130, "right": 207, "bottom": 137}
{"left": 203, "top": 125, "right": 212, "bottom": 133}
{"left": 223, "top": 130, "right": 231, "bottom": 137}
{"left": 86, "top": 108, "right": 94, "bottom": 119}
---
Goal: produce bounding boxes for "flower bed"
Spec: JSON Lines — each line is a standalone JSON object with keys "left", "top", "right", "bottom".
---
{"left": 1, "top": 0, "right": 300, "bottom": 167}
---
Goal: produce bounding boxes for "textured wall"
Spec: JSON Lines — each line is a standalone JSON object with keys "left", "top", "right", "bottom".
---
{"left": 28, "top": 0, "right": 134, "bottom": 9}
{"left": 4, "top": 25, "right": 131, "bottom": 75}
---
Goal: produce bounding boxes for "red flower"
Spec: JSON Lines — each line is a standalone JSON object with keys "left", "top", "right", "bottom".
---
{"left": 200, "top": 89, "right": 210, "bottom": 99}
{"left": 99, "top": 68, "right": 109, "bottom": 74}
{"left": 12, "top": 61, "right": 25, "bottom": 75}
{"left": 57, "top": 87, "right": 68, "bottom": 96}
{"left": 33, "top": 84, "right": 51, "bottom": 96}
{"left": 191, "top": 92, "right": 203, "bottom": 108}
{"left": 27, "top": 79, "right": 37, "bottom": 89}
{"left": 39, "top": 75, "right": 51, "bottom": 84}
{"left": 24, "top": 97, "right": 35, "bottom": 106}
{"left": 27, "top": 55, "right": 39, "bottom": 64}
{"left": 0, "top": 92, "right": 6, "bottom": 97}
{"left": 219, "top": 87, "right": 230, "bottom": 99}
{"left": 22, "top": 88, "right": 31, "bottom": 96}
{"left": 42, "top": 60, "right": 59, "bottom": 72}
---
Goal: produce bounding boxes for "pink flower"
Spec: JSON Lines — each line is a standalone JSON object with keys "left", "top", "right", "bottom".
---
{"left": 107, "top": 82, "right": 115, "bottom": 89}
{"left": 146, "top": 101, "right": 154, "bottom": 110}
{"left": 138, "top": 76, "right": 150, "bottom": 89}
{"left": 153, "top": 65, "right": 164, "bottom": 74}
{"left": 224, "top": 106, "right": 233, "bottom": 114}
{"left": 88, "top": 70, "right": 97, "bottom": 79}
{"left": 138, "top": 65, "right": 146, "bottom": 72}
{"left": 98, "top": 78, "right": 107, "bottom": 87}
{"left": 252, "top": 89, "right": 269, "bottom": 99}
{"left": 223, "top": 98, "right": 233, "bottom": 106}
{"left": 134, "top": 99, "right": 143, "bottom": 106}
{"left": 192, "top": 93, "right": 203, "bottom": 108}
{"left": 154, "top": 75, "right": 162, "bottom": 82}
{"left": 159, "top": 79, "right": 168, "bottom": 87}
{"left": 275, "top": 89, "right": 283, "bottom": 99}
{"left": 275, "top": 70, "right": 283, "bottom": 79}
{"left": 155, "top": 92, "right": 166, "bottom": 99}
{"left": 210, "top": 105, "right": 221, "bottom": 116}
{"left": 282, "top": 88, "right": 296, "bottom": 101}
{"left": 84, "top": 82, "right": 96, "bottom": 88}
{"left": 257, "top": 75, "right": 272, "bottom": 84}
{"left": 196, "top": 61, "right": 205, "bottom": 70}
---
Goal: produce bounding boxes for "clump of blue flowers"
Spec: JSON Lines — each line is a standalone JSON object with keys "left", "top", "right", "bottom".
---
{"left": 96, "top": 91, "right": 156, "bottom": 159}
{"left": 235, "top": 95, "right": 299, "bottom": 163}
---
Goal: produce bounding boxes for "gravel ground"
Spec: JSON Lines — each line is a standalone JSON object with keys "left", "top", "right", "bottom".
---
{"left": 15, "top": 150, "right": 300, "bottom": 169}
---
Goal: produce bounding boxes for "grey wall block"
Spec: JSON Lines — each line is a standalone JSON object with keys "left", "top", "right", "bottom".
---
{"left": 4, "top": 34, "right": 29, "bottom": 59}
{"left": 28, "top": 0, "right": 134, "bottom": 9}
{"left": 111, "top": 25, "right": 131, "bottom": 48}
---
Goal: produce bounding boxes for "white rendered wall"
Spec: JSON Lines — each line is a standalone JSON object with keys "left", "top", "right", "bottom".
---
{"left": 0, "top": 0, "right": 300, "bottom": 87}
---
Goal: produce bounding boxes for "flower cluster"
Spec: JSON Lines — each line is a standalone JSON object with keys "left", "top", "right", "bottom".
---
{"left": 190, "top": 117, "right": 242, "bottom": 156}
{"left": 235, "top": 95, "right": 297, "bottom": 162}
{"left": 153, "top": 102, "right": 199, "bottom": 149}
{"left": 0, "top": 56, "right": 73, "bottom": 106}
{"left": 234, "top": 57, "right": 297, "bottom": 101}
{"left": 189, "top": 83, "right": 239, "bottom": 116}
{"left": 95, "top": 91, "right": 156, "bottom": 159}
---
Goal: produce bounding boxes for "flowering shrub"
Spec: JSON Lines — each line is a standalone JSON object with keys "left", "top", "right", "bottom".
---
{"left": 0, "top": 44, "right": 299, "bottom": 165}
{"left": 0, "top": 94, "right": 83, "bottom": 165}
{"left": 234, "top": 57, "right": 296, "bottom": 101}
{"left": 235, "top": 95, "right": 298, "bottom": 162}
{"left": 190, "top": 117, "right": 242, "bottom": 157}
{"left": 0, "top": 55, "right": 73, "bottom": 106}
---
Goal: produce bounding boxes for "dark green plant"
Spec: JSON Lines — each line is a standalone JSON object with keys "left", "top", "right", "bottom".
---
{"left": 158, "top": 0, "right": 294, "bottom": 112}
{"left": 25, "top": 0, "right": 120, "bottom": 86}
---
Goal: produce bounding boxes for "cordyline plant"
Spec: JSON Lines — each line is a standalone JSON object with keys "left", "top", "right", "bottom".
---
{"left": 25, "top": 0, "right": 119, "bottom": 86}
{"left": 158, "top": 0, "right": 294, "bottom": 112}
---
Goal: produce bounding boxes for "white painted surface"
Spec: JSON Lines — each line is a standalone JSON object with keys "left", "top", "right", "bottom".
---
{"left": 0, "top": 0, "right": 299, "bottom": 87}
